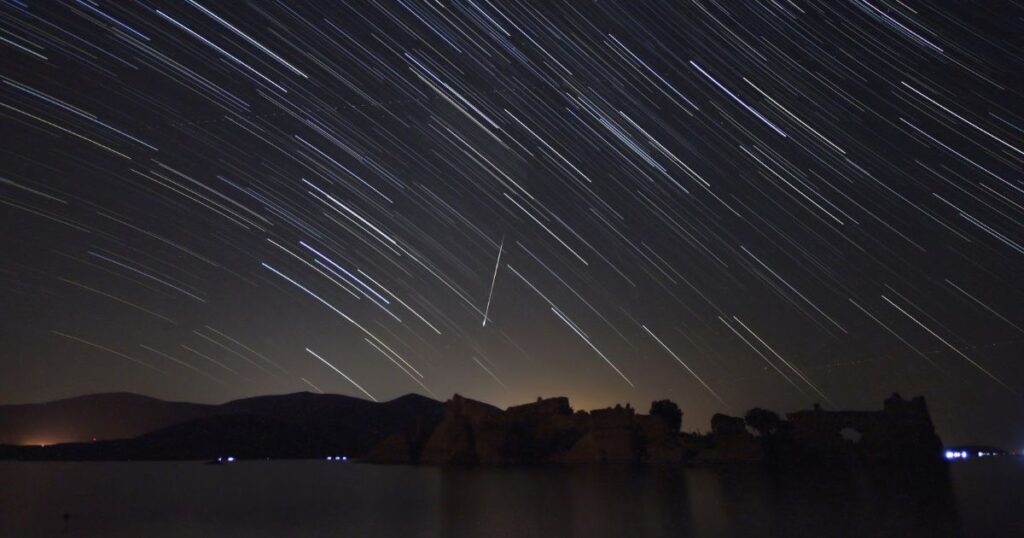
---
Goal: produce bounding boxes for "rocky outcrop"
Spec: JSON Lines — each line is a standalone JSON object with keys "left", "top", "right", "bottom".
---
{"left": 555, "top": 405, "right": 641, "bottom": 463}
{"left": 419, "top": 395, "right": 592, "bottom": 464}
{"left": 637, "top": 414, "right": 683, "bottom": 464}
{"left": 711, "top": 413, "right": 747, "bottom": 436}
{"left": 418, "top": 394, "right": 502, "bottom": 464}
{"left": 783, "top": 393, "right": 943, "bottom": 465}
{"left": 691, "top": 413, "right": 763, "bottom": 464}
{"left": 364, "top": 393, "right": 945, "bottom": 468}
{"left": 375, "top": 397, "right": 684, "bottom": 465}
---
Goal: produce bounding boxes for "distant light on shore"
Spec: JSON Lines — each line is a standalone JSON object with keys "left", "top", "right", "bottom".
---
{"left": 945, "top": 449, "right": 1008, "bottom": 460}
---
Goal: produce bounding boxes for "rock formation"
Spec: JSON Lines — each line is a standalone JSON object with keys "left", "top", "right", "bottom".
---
{"left": 637, "top": 414, "right": 684, "bottom": 464}
{"left": 690, "top": 413, "right": 763, "bottom": 464}
{"left": 554, "top": 405, "right": 642, "bottom": 464}
{"left": 365, "top": 393, "right": 945, "bottom": 468}
{"left": 418, "top": 394, "right": 503, "bottom": 464}
{"left": 369, "top": 396, "right": 685, "bottom": 465}
{"left": 783, "top": 393, "right": 944, "bottom": 465}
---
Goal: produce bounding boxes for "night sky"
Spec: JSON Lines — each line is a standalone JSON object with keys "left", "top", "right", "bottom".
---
{"left": 1, "top": 1, "right": 1022, "bottom": 447}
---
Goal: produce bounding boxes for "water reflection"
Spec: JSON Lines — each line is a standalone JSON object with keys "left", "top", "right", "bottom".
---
{"left": 439, "top": 467, "right": 696, "bottom": 537}
{"left": 0, "top": 459, "right": 1010, "bottom": 537}
{"left": 685, "top": 465, "right": 963, "bottom": 537}
{"left": 437, "top": 465, "right": 963, "bottom": 537}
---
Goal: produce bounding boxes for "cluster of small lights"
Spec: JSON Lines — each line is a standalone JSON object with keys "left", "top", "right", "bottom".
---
{"left": 944, "top": 450, "right": 1002, "bottom": 460}
{"left": 325, "top": 456, "right": 348, "bottom": 462}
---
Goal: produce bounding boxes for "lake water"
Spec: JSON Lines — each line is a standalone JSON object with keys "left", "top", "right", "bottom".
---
{"left": 0, "top": 458, "right": 1020, "bottom": 537}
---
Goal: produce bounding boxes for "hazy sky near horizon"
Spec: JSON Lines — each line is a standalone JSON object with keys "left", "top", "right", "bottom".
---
{"left": 0, "top": 1, "right": 1022, "bottom": 446}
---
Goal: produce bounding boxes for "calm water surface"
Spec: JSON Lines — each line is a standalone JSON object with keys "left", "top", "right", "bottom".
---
{"left": 0, "top": 458, "right": 1020, "bottom": 537}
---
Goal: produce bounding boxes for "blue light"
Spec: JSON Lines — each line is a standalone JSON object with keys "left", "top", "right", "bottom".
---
{"left": 226, "top": 456, "right": 235, "bottom": 462}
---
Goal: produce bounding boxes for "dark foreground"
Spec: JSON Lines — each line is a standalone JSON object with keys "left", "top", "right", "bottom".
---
{"left": 0, "top": 458, "right": 1020, "bottom": 537}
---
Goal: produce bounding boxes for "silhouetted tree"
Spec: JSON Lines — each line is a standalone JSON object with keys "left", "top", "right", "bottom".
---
{"left": 744, "top": 408, "right": 781, "bottom": 437}
{"left": 650, "top": 400, "right": 682, "bottom": 434}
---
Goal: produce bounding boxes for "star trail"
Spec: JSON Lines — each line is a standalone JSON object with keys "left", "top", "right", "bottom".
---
{"left": 0, "top": 1, "right": 1022, "bottom": 446}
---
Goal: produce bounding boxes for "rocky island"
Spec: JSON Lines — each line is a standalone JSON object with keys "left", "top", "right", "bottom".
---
{"left": 365, "top": 392, "right": 945, "bottom": 467}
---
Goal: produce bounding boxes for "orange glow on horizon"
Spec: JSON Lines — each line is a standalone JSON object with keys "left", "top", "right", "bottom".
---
{"left": 20, "top": 439, "right": 55, "bottom": 447}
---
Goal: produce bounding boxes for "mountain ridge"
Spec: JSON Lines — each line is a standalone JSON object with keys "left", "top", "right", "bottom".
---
{"left": 0, "top": 391, "right": 443, "bottom": 446}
